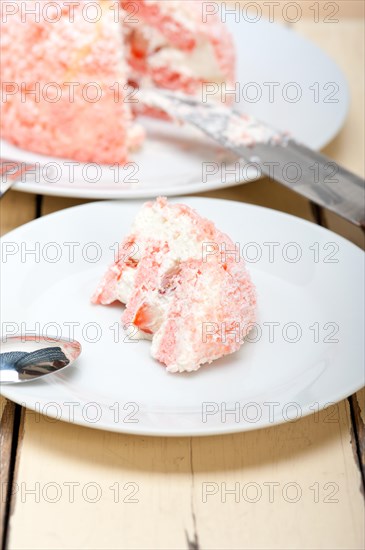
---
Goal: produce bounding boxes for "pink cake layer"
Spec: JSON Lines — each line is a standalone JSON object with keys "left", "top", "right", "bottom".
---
{"left": 124, "top": 0, "right": 235, "bottom": 94}
{"left": 0, "top": 1, "right": 143, "bottom": 164}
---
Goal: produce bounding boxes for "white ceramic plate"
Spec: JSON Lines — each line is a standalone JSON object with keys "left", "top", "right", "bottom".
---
{"left": 1, "top": 198, "right": 363, "bottom": 436}
{"left": 2, "top": 17, "right": 349, "bottom": 199}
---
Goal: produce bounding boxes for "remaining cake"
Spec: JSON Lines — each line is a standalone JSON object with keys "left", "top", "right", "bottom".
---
{"left": 0, "top": 1, "right": 144, "bottom": 164}
{"left": 0, "top": 0, "right": 235, "bottom": 164}
{"left": 92, "top": 198, "right": 256, "bottom": 373}
{"left": 123, "top": 0, "right": 235, "bottom": 94}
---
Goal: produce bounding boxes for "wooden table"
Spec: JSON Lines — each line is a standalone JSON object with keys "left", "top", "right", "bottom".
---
{"left": 1, "top": 5, "right": 364, "bottom": 550}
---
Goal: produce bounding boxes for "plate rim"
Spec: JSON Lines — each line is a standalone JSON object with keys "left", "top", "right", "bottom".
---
{"left": 1, "top": 381, "right": 364, "bottom": 437}
{"left": 1, "top": 196, "right": 363, "bottom": 255}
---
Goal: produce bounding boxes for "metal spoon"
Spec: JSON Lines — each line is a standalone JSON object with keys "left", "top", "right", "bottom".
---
{"left": 0, "top": 336, "right": 81, "bottom": 384}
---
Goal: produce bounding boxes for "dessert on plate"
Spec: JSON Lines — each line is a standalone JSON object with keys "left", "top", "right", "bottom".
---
{"left": 92, "top": 198, "right": 256, "bottom": 373}
{"left": 0, "top": 0, "right": 235, "bottom": 164}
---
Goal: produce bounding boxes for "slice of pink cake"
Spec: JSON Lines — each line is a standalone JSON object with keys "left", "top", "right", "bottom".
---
{"left": 0, "top": 0, "right": 143, "bottom": 164}
{"left": 92, "top": 198, "right": 256, "bottom": 373}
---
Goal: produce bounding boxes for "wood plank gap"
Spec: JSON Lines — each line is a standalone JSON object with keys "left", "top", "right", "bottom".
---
{"left": 2, "top": 194, "right": 44, "bottom": 548}
{"left": 349, "top": 394, "right": 365, "bottom": 493}
{"left": 1, "top": 404, "right": 22, "bottom": 550}
{"left": 35, "top": 194, "right": 43, "bottom": 219}
{"left": 309, "top": 202, "right": 328, "bottom": 227}
{"left": 0, "top": 401, "right": 16, "bottom": 546}
{"left": 311, "top": 203, "right": 365, "bottom": 495}
{"left": 185, "top": 438, "right": 200, "bottom": 550}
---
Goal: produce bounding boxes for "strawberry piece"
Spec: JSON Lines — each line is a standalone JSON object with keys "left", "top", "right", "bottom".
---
{"left": 133, "top": 303, "right": 153, "bottom": 334}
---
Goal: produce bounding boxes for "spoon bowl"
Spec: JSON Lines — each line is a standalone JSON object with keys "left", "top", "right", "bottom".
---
{"left": 0, "top": 336, "right": 81, "bottom": 384}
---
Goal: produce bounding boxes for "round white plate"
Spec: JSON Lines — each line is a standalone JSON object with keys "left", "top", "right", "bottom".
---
{"left": 1, "top": 198, "right": 363, "bottom": 436}
{"left": 2, "top": 17, "right": 349, "bottom": 199}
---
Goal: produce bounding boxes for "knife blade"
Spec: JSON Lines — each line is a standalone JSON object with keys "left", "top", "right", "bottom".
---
{"left": 140, "top": 89, "right": 365, "bottom": 227}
